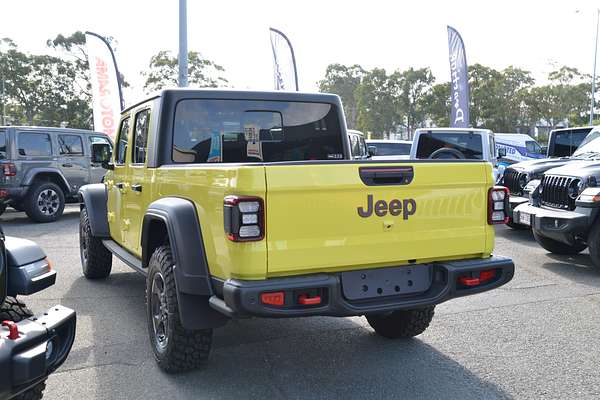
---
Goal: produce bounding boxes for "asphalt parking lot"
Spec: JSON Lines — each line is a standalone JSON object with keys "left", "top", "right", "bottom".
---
{"left": 4, "top": 205, "right": 600, "bottom": 400}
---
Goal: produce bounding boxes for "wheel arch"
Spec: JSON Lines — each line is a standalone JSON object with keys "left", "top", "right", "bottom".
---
{"left": 142, "top": 197, "right": 228, "bottom": 329}
{"left": 78, "top": 184, "right": 110, "bottom": 238}
{"left": 23, "top": 168, "right": 71, "bottom": 195}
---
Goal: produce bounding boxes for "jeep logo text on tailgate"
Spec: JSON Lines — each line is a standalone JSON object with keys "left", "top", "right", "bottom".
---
{"left": 357, "top": 195, "right": 417, "bottom": 219}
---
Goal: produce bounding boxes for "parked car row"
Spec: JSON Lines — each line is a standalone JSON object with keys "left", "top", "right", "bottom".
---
{"left": 502, "top": 126, "right": 600, "bottom": 267}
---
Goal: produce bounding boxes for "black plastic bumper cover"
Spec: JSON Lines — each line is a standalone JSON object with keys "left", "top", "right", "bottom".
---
{"left": 514, "top": 203, "right": 596, "bottom": 245}
{"left": 0, "top": 305, "right": 76, "bottom": 399}
{"left": 213, "top": 256, "right": 514, "bottom": 318}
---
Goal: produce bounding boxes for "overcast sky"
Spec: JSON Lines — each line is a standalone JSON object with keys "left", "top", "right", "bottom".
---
{"left": 2, "top": 0, "right": 600, "bottom": 104}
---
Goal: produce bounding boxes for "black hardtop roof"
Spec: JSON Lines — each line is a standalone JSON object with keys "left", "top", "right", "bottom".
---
{"left": 122, "top": 88, "right": 342, "bottom": 114}
{"left": 0, "top": 126, "right": 106, "bottom": 136}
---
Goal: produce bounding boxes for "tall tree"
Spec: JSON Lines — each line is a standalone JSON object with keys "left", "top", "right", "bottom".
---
{"left": 318, "top": 64, "right": 365, "bottom": 129}
{"left": 355, "top": 68, "right": 397, "bottom": 138}
{"left": 143, "top": 51, "right": 228, "bottom": 93}
{"left": 426, "top": 82, "right": 451, "bottom": 127}
{"left": 393, "top": 67, "right": 435, "bottom": 138}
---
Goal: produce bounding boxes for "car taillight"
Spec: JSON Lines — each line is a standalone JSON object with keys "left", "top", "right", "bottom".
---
{"left": 224, "top": 195, "right": 264, "bottom": 241}
{"left": 488, "top": 186, "right": 509, "bottom": 225}
{"left": 2, "top": 162, "right": 16, "bottom": 177}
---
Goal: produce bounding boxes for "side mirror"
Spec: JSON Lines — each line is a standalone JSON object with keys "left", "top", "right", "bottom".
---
{"left": 91, "top": 143, "right": 113, "bottom": 170}
{"left": 368, "top": 146, "right": 377, "bottom": 157}
{"left": 497, "top": 147, "right": 506, "bottom": 158}
{"left": 541, "top": 145, "right": 548, "bottom": 155}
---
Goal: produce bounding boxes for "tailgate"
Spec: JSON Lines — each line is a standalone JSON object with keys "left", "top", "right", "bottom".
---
{"left": 265, "top": 162, "right": 493, "bottom": 276}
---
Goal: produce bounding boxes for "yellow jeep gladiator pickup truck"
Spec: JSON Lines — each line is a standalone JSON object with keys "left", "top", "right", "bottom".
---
{"left": 78, "top": 89, "right": 514, "bottom": 372}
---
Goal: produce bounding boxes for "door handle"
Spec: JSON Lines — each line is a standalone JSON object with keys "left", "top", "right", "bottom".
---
{"left": 115, "top": 182, "right": 125, "bottom": 189}
{"left": 62, "top": 163, "right": 73, "bottom": 167}
{"left": 131, "top": 184, "right": 142, "bottom": 193}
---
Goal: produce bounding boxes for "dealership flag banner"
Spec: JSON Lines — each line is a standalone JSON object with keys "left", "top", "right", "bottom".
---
{"left": 85, "top": 32, "right": 124, "bottom": 140}
{"left": 269, "top": 28, "right": 299, "bottom": 91}
{"left": 447, "top": 26, "right": 470, "bottom": 128}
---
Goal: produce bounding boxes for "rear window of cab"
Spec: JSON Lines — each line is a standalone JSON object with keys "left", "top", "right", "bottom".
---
{"left": 172, "top": 99, "right": 344, "bottom": 163}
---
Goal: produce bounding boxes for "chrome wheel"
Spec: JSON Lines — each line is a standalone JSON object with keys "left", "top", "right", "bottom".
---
{"left": 37, "top": 189, "right": 59, "bottom": 216}
{"left": 151, "top": 272, "right": 169, "bottom": 351}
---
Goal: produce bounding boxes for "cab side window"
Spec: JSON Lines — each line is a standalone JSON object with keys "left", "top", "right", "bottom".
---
{"left": 116, "top": 117, "right": 130, "bottom": 165}
{"left": 58, "top": 134, "right": 84, "bottom": 156}
{"left": 132, "top": 109, "right": 150, "bottom": 164}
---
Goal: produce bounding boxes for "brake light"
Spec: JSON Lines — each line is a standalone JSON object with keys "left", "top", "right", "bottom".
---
{"left": 488, "top": 186, "right": 509, "bottom": 225}
{"left": 224, "top": 195, "right": 265, "bottom": 241}
{"left": 2, "top": 162, "right": 16, "bottom": 177}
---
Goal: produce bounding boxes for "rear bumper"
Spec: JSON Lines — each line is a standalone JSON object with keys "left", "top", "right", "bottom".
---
{"left": 0, "top": 305, "right": 76, "bottom": 399}
{"left": 513, "top": 203, "right": 596, "bottom": 245}
{"left": 210, "top": 256, "right": 514, "bottom": 318}
{"left": 0, "top": 186, "right": 27, "bottom": 204}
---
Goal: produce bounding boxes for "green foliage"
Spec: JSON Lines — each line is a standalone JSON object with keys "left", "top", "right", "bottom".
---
{"left": 426, "top": 83, "right": 451, "bottom": 127}
{"left": 318, "top": 64, "right": 365, "bottom": 129}
{"left": 143, "top": 51, "right": 228, "bottom": 93}
{"left": 320, "top": 62, "right": 595, "bottom": 136}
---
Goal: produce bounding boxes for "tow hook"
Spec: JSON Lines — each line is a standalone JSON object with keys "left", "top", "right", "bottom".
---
{"left": 2, "top": 320, "right": 20, "bottom": 339}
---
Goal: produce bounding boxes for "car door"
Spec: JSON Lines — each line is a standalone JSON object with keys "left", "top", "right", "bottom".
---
{"left": 107, "top": 117, "right": 131, "bottom": 246}
{"left": 122, "top": 108, "right": 151, "bottom": 256}
{"left": 89, "top": 135, "right": 112, "bottom": 183}
{"left": 57, "top": 133, "right": 88, "bottom": 193}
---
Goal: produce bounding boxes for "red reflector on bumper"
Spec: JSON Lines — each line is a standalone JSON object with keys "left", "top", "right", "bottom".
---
{"left": 458, "top": 269, "right": 496, "bottom": 287}
{"left": 298, "top": 294, "right": 321, "bottom": 305}
{"left": 260, "top": 292, "right": 285, "bottom": 306}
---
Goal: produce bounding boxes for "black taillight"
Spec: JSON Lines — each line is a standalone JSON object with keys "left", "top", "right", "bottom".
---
{"left": 224, "top": 195, "right": 264, "bottom": 242}
{"left": 2, "top": 162, "right": 16, "bottom": 177}
{"left": 488, "top": 186, "right": 509, "bottom": 225}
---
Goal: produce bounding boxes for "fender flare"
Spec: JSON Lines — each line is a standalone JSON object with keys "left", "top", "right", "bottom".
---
{"left": 78, "top": 184, "right": 110, "bottom": 238}
{"left": 142, "top": 197, "right": 228, "bottom": 329}
{"left": 23, "top": 168, "right": 71, "bottom": 194}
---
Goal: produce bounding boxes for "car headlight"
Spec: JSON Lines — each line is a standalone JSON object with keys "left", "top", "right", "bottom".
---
{"left": 568, "top": 179, "right": 584, "bottom": 199}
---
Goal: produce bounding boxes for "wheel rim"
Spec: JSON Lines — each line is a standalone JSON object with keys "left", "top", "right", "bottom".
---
{"left": 37, "top": 189, "right": 60, "bottom": 216}
{"left": 80, "top": 224, "right": 88, "bottom": 264}
{"left": 151, "top": 272, "right": 169, "bottom": 351}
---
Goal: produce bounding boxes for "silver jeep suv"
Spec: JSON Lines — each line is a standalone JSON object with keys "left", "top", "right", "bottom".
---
{"left": 0, "top": 126, "right": 111, "bottom": 222}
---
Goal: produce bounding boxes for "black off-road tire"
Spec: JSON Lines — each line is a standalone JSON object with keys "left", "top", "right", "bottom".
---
{"left": 532, "top": 229, "right": 587, "bottom": 255}
{"left": 0, "top": 297, "right": 46, "bottom": 400}
{"left": 146, "top": 244, "right": 213, "bottom": 373}
{"left": 24, "top": 181, "right": 65, "bottom": 223}
{"left": 366, "top": 306, "right": 435, "bottom": 339}
{"left": 79, "top": 207, "right": 112, "bottom": 279}
{"left": 587, "top": 223, "right": 600, "bottom": 269}
{"left": 506, "top": 219, "right": 529, "bottom": 230}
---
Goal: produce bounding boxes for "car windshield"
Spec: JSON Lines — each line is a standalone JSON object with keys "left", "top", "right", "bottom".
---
{"left": 525, "top": 140, "right": 542, "bottom": 154}
{"left": 416, "top": 132, "right": 483, "bottom": 159}
{"left": 573, "top": 131, "right": 600, "bottom": 157}
{"left": 551, "top": 130, "right": 590, "bottom": 157}
{"left": 371, "top": 142, "right": 411, "bottom": 156}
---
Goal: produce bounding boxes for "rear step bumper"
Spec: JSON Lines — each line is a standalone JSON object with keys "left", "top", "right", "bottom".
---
{"left": 0, "top": 305, "right": 76, "bottom": 399}
{"left": 210, "top": 256, "right": 514, "bottom": 318}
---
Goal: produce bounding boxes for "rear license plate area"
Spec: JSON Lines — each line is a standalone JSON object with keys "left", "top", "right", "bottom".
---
{"left": 519, "top": 212, "right": 531, "bottom": 226}
{"left": 341, "top": 265, "right": 432, "bottom": 301}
